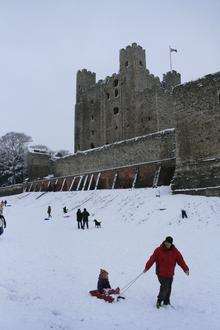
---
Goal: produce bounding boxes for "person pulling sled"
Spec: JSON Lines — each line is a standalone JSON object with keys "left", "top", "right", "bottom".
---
{"left": 143, "top": 236, "right": 189, "bottom": 309}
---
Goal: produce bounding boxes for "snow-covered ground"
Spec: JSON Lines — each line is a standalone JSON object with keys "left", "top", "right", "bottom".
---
{"left": 1, "top": 187, "right": 220, "bottom": 330}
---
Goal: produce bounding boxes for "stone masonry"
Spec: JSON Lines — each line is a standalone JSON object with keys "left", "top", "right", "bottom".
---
{"left": 171, "top": 72, "right": 220, "bottom": 195}
{"left": 75, "top": 43, "right": 180, "bottom": 152}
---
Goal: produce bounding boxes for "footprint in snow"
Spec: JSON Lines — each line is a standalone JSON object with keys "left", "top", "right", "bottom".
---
{"left": 52, "top": 310, "right": 62, "bottom": 317}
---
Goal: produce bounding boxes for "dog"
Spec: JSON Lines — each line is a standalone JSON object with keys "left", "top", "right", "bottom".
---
{"left": 93, "top": 219, "right": 101, "bottom": 228}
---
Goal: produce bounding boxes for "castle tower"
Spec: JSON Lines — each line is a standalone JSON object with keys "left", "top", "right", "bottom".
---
{"left": 162, "top": 70, "right": 181, "bottom": 92}
{"left": 76, "top": 69, "right": 96, "bottom": 102}
{"left": 75, "top": 69, "right": 96, "bottom": 152}
{"left": 119, "top": 43, "right": 147, "bottom": 92}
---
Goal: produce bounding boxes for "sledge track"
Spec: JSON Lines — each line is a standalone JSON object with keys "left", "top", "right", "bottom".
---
{"left": 35, "top": 192, "right": 48, "bottom": 200}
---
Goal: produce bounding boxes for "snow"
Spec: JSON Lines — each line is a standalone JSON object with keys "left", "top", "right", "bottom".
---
{"left": 1, "top": 187, "right": 220, "bottom": 330}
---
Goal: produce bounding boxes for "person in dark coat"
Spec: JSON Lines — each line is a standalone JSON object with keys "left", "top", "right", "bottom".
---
{"left": 143, "top": 236, "right": 189, "bottom": 308}
{"left": 63, "top": 206, "right": 68, "bottom": 214}
{"left": 82, "top": 208, "right": 90, "bottom": 229}
{"left": 181, "top": 209, "right": 188, "bottom": 219}
{"left": 76, "top": 209, "right": 83, "bottom": 229}
{"left": 97, "top": 269, "right": 120, "bottom": 294}
{"left": 0, "top": 215, "right": 6, "bottom": 235}
{"left": 47, "top": 206, "right": 52, "bottom": 218}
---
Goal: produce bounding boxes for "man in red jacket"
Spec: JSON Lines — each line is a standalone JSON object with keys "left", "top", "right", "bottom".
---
{"left": 143, "top": 236, "right": 189, "bottom": 308}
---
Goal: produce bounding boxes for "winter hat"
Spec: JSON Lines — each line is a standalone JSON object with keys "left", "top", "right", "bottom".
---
{"left": 100, "top": 269, "right": 108, "bottom": 275}
{"left": 165, "top": 236, "right": 173, "bottom": 244}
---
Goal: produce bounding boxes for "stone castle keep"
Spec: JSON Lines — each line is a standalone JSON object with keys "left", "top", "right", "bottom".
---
{"left": 1, "top": 43, "right": 219, "bottom": 197}
{"left": 75, "top": 43, "right": 180, "bottom": 152}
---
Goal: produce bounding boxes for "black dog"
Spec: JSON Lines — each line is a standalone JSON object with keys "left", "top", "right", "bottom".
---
{"left": 93, "top": 219, "right": 101, "bottom": 228}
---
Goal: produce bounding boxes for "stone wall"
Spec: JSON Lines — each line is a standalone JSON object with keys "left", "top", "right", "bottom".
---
{"left": 26, "top": 151, "right": 52, "bottom": 180}
{"left": 0, "top": 184, "right": 23, "bottom": 197}
{"left": 55, "top": 129, "right": 175, "bottom": 177}
{"left": 172, "top": 72, "right": 220, "bottom": 194}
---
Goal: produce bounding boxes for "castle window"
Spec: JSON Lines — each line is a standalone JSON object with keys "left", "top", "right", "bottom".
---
{"left": 115, "top": 126, "right": 118, "bottom": 130}
{"left": 91, "top": 115, "right": 94, "bottom": 120}
{"left": 90, "top": 143, "right": 95, "bottom": 149}
{"left": 148, "top": 117, "right": 151, "bottom": 121}
{"left": 91, "top": 99, "right": 94, "bottom": 104}
{"left": 113, "top": 79, "right": 118, "bottom": 87}
{"left": 113, "top": 107, "right": 119, "bottom": 115}
{"left": 115, "top": 89, "right": 119, "bottom": 97}
{"left": 125, "top": 61, "right": 128, "bottom": 67}
{"left": 127, "top": 124, "right": 129, "bottom": 128}
{"left": 106, "top": 92, "right": 110, "bottom": 99}
{"left": 139, "top": 61, "right": 143, "bottom": 66}
{"left": 91, "top": 130, "right": 94, "bottom": 135}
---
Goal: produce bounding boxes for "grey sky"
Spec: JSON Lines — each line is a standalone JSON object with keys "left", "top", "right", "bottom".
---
{"left": 0, "top": 0, "right": 219, "bottom": 151}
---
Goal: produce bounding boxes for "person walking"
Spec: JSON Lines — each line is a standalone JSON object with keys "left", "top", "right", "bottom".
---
{"left": 181, "top": 209, "right": 188, "bottom": 219}
{"left": 76, "top": 209, "right": 83, "bottom": 229}
{"left": 47, "top": 206, "right": 52, "bottom": 218}
{"left": 143, "top": 236, "right": 189, "bottom": 308}
{"left": 82, "top": 208, "right": 90, "bottom": 229}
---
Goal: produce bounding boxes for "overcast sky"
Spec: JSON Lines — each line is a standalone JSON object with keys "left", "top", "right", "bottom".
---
{"left": 0, "top": 0, "right": 219, "bottom": 152}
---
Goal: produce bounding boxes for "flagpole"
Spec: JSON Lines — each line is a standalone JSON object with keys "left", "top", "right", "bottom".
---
{"left": 169, "top": 46, "right": 172, "bottom": 72}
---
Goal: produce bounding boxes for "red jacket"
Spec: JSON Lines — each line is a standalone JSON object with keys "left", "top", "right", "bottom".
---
{"left": 145, "top": 243, "right": 189, "bottom": 278}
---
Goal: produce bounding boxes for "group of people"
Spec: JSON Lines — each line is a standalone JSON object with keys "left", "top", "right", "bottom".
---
{"left": 0, "top": 200, "right": 7, "bottom": 236}
{"left": 46, "top": 206, "right": 91, "bottom": 230}
{"left": 76, "top": 208, "right": 90, "bottom": 229}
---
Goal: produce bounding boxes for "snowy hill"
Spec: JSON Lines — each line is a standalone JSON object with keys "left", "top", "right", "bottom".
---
{"left": 1, "top": 187, "right": 220, "bottom": 330}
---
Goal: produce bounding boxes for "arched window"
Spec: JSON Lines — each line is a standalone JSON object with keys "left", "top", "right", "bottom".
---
{"left": 115, "top": 89, "right": 119, "bottom": 97}
{"left": 125, "top": 61, "right": 128, "bottom": 67}
{"left": 139, "top": 61, "right": 143, "bottom": 66}
{"left": 113, "top": 107, "right": 119, "bottom": 114}
{"left": 106, "top": 92, "right": 110, "bottom": 99}
{"left": 90, "top": 143, "right": 95, "bottom": 149}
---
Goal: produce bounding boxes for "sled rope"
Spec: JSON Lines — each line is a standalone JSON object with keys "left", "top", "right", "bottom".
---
{"left": 120, "top": 272, "right": 144, "bottom": 295}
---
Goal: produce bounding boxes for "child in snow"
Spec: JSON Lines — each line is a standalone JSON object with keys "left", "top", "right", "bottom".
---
{"left": 90, "top": 269, "right": 120, "bottom": 303}
{"left": 63, "top": 206, "right": 68, "bottom": 214}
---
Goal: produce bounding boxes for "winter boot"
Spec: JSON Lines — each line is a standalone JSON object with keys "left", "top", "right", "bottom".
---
{"left": 163, "top": 299, "right": 170, "bottom": 306}
{"left": 156, "top": 299, "right": 162, "bottom": 309}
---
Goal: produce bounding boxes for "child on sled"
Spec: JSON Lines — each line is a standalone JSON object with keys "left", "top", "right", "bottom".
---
{"left": 90, "top": 269, "right": 120, "bottom": 302}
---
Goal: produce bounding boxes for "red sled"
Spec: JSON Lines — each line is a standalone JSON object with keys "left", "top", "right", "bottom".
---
{"left": 89, "top": 288, "right": 120, "bottom": 303}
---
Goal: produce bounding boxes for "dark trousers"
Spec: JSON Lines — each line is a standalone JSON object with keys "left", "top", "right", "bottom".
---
{"left": 182, "top": 210, "right": 188, "bottom": 218}
{"left": 77, "top": 220, "right": 83, "bottom": 229}
{"left": 83, "top": 220, "right": 89, "bottom": 229}
{"left": 157, "top": 275, "right": 173, "bottom": 304}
